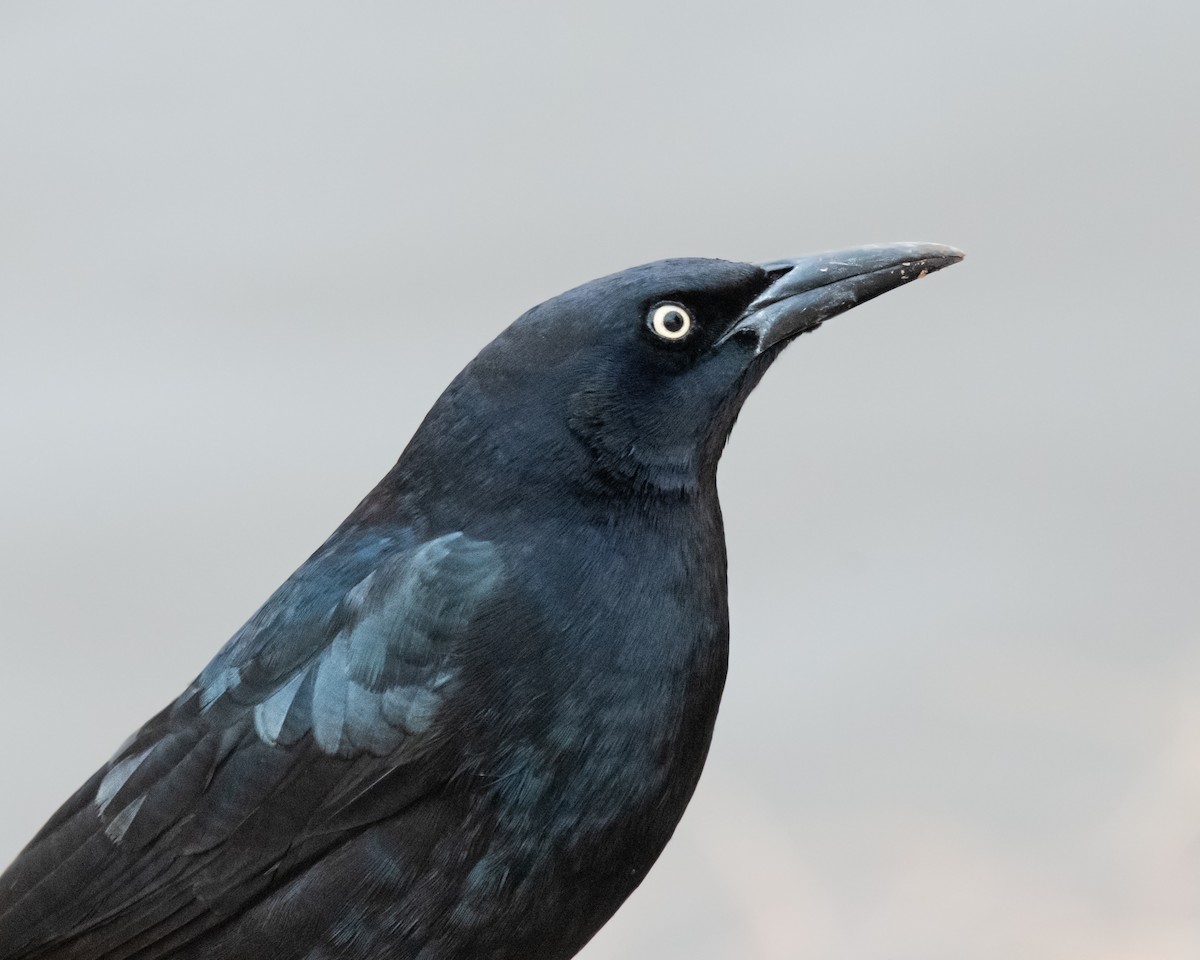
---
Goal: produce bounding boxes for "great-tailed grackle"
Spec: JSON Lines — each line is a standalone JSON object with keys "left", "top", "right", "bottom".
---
{"left": 0, "top": 243, "right": 962, "bottom": 959}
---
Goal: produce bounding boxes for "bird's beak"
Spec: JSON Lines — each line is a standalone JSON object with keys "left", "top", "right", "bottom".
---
{"left": 719, "top": 242, "right": 965, "bottom": 353}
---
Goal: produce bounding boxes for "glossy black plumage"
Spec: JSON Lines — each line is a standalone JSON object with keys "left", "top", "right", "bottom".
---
{"left": 0, "top": 247, "right": 961, "bottom": 960}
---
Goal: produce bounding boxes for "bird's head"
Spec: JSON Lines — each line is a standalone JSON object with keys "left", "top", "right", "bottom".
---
{"left": 398, "top": 243, "right": 963, "bottom": 510}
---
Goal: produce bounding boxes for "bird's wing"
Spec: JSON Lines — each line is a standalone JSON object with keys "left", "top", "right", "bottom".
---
{"left": 0, "top": 529, "right": 504, "bottom": 960}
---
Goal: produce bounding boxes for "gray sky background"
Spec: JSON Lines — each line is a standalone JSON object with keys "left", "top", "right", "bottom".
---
{"left": 1, "top": 3, "right": 1198, "bottom": 958}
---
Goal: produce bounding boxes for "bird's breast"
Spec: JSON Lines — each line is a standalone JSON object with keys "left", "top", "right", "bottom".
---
{"left": 473, "top": 508, "right": 729, "bottom": 881}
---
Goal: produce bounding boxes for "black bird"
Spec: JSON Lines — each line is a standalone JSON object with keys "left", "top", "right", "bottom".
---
{"left": 0, "top": 243, "right": 962, "bottom": 960}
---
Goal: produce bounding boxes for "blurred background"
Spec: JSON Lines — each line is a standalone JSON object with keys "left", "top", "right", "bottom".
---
{"left": 1, "top": 2, "right": 1198, "bottom": 957}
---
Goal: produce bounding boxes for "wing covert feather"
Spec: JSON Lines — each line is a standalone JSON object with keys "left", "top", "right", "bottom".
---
{"left": 0, "top": 530, "right": 504, "bottom": 960}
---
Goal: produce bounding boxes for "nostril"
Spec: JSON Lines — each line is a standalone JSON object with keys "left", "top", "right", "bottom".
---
{"left": 731, "top": 327, "right": 761, "bottom": 348}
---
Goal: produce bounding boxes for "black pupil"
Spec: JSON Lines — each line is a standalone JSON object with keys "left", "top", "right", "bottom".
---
{"left": 662, "top": 311, "right": 685, "bottom": 333}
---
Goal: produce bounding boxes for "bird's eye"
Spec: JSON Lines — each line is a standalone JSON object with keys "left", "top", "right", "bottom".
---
{"left": 649, "top": 303, "right": 693, "bottom": 342}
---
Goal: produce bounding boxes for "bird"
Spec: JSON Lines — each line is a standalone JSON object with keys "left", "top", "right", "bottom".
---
{"left": 0, "top": 242, "right": 962, "bottom": 960}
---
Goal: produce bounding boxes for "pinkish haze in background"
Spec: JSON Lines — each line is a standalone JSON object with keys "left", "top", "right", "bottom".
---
{"left": 1, "top": 3, "right": 1198, "bottom": 958}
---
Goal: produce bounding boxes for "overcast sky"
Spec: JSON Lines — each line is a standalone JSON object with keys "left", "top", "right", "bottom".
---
{"left": 1, "top": 3, "right": 1198, "bottom": 958}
